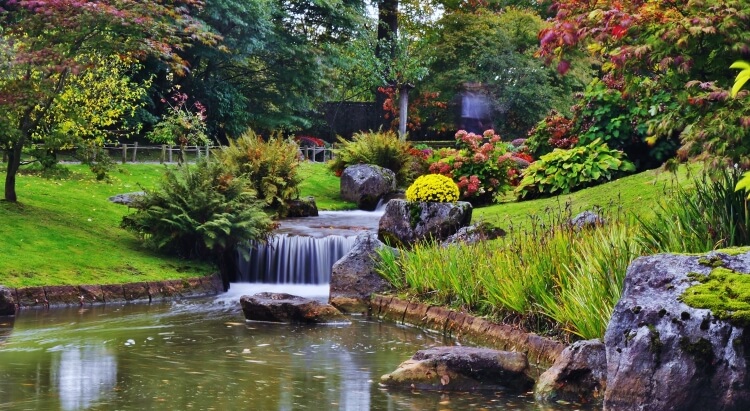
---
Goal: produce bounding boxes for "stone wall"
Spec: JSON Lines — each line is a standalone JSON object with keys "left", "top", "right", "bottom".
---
{"left": 4, "top": 273, "right": 223, "bottom": 310}
{"left": 371, "top": 295, "right": 565, "bottom": 373}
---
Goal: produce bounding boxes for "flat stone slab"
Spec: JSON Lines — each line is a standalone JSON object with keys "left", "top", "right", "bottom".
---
{"left": 381, "top": 346, "right": 534, "bottom": 392}
{"left": 241, "top": 292, "right": 350, "bottom": 324}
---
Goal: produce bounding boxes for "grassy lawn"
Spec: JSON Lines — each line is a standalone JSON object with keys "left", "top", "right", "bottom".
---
{"left": 472, "top": 164, "right": 697, "bottom": 229}
{"left": 0, "top": 160, "right": 694, "bottom": 288}
{"left": 0, "top": 164, "right": 212, "bottom": 288}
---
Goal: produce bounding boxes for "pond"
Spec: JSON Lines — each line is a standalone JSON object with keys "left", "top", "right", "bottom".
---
{"left": 0, "top": 285, "right": 586, "bottom": 411}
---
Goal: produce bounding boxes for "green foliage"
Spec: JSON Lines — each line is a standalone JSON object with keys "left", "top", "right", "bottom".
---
{"left": 328, "top": 130, "right": 418, "bottom": 185}
{"left": 415, "top": 8, "right": 588, "bottom": 138}
{"left": 538, "top": 0, "right": 750, "bottom": 167}
{"left": 375, "top": 205, "right": 643, "bottom": 340}
{"left": 638, "top": 167, "right": 750, "bottom": 254}
{"left": 516, "top": 139, "right": 635, "bottom": 199}
{"left": 525, "top": 110, "right": 576, "bottom": 158}
{"left": 146, "top": 91, "right": 209, "bottom": 164}
{"left": 405, "top": 174, "right": 459, "bottom": 203}
{"left": 427, "top": 129, "right": 516, "bottom": 204}
{"left": 121, "top": 159, "right": 273, "bottom": 261}
{"left": 218, "top": 129, "right": 302, "bottom": 215}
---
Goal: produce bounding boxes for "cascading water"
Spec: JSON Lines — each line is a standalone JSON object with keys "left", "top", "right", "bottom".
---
{"left": 235, "top": 209, "right": 385, "bottom": 286}
{"left": 237, "top": 234, "right": 357, "bottom": 284}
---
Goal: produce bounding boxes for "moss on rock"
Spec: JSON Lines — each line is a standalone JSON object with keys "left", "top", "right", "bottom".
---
{"left": 681, "top": 267, "right": 750, "bottom": 327}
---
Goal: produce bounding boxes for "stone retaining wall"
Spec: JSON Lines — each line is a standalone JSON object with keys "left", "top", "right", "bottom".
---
{"left": 371, "top": 295, "right": 565, "bottom": 370}
{"left": 7, "top": 273, "right": 223, "bottom": 309}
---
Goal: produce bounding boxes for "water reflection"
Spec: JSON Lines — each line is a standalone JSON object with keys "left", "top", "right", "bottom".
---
{"left": 50, "top": 345, "right": 117, "bottom": 411}
{"left": 0, "top": 296, "right": 590, "bottom": 411}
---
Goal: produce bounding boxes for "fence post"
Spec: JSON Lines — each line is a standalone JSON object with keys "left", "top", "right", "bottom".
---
{"left": 206, "top": 143, "right": 210, "bottom": 158}
{"left": 160, "top": 145, "right": 166, "bottom": 164}
{"left": 168, "top": 145, "right": 173, "bottom": 163}
{"left": 132, "top": 142, "right": 138, "bottom": 162}
{"left": 196, "top": 145, "right": 201, "bottom": 159}
{"left": 122, "top": 144, "right": 127, "bottom": 164}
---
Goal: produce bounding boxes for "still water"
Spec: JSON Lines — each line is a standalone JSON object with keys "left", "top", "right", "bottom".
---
{"left": 0, "top": 285, "right": 583, "bottom": 411}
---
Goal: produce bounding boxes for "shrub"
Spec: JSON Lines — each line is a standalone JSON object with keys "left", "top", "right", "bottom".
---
{"left": 515, "top": 138, "right": 635, "bottom": 199}
{"left": 218, "top": 129, "right": 302, "bottom": 215}
{"left": 525, "top": 111, "right": 577, "bottom": 158}
{"left": 121, "top": 159, "right": 274, "bottom": 262}
{"left": 405, "top": 174, "right": 459, "bottom": 203}
{"left": 328, "top": 130, "right": 418, "bottom": 185}
{"left": 428, "top": 129, "right": 516, "bottom": 205}
{"left": 146, "top": 91, "right": 209, "bottom": 164}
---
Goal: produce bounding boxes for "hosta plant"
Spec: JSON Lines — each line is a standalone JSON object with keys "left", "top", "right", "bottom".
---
{"left": 515, "top": 138, "right": 635, "bottom": 199}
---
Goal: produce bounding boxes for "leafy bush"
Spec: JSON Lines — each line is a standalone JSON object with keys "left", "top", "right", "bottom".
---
{"left": 328, "top": 130, "right": 417, "bottom": 185}
{"left": 146, "top": 91, "right": 209, "bottom": 164}
{"left": 638, "top": 167, "right": 750, "bottom": 253}
{"left": 218, "top": 129, "right": 302, "bottom": 215}
{"left": 515, "top": 139, "right": 635, "bottom": 199}
{"left": 405, "top": 174, "right": 459, "bottom": 203}
{"left": 525, "top": 110, "right": 577, "bottom": 158}
{"left": 427, "top": 129, "right": 516, "bottom": 205}
{"left": 121, "top": 159, "right": 274, "bottom": 261}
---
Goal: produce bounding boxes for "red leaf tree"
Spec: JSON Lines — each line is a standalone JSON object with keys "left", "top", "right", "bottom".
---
{"left": 0, "top": 0, "right": 220, "bottom": 201}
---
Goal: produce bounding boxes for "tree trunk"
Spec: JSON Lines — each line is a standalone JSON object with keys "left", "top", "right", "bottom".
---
{"left": 398, "top": 85, "right": 409, "bottom": 140}
{"left": 4, "top": 141, "right": 24, "bottom": 202}
{"left": 376, "top": 0, "right": 398, "bottom": 62}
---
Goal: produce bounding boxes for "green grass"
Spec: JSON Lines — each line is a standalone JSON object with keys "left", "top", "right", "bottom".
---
{"left": 0, "top": 164, "right": 212, "bottom": 288}
{"left": 297, "top": 161, "right": 356, "bottom": 210}
{"left": 473, "top": 165, "right": 697, "bottom": 229}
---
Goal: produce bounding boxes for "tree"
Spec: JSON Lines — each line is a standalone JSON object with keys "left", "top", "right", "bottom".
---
{"left": 0, "top": 0, "right": 218, "bottom": 202}
{"left": 537, "top": 0, "right": 750, "bottom": 166}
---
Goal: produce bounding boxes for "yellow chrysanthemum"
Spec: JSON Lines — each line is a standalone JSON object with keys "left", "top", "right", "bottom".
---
{"left": 405, "top": 174, "right": 459, "bottom": 203}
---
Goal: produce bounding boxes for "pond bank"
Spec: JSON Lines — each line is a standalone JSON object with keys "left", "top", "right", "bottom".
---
{"left": 370, "top": 294, "right": 565, "bottom": 372}
{"left": 2, "top": 273, "right": 222, "bottom": 311}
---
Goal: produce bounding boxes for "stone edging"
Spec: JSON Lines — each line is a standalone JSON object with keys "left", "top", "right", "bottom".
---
{"left": 6, "top": 273, "right": 223, "bottom": 309}
{"left": 370, "top": 295, "right": 565, "bottom": 369}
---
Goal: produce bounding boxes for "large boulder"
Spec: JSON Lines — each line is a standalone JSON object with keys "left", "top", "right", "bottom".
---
{"left": 240, "top": 292, "right": 350, "bottom": 324}
{"left": 380, "top": 346, "right": 534, "bottom": 392}
{"left": 329, "top": 231, "right": 395, "bottom": 313}
{"left": 604, "top": 251, "right": 750, "bottom": 411}
{"left": 0, "top": 286, "right": 16, "bottom": 316}
{"left": 340, "top": 164, "right": 396, "bottom": 210}
{"left": 108, "top": 191, "right": 144, "bottom": 206}
{"left": 378, "top": 199, "right": 472, "bottom": 247}
{"left": 534, "top": 339, "right": 606, "bottom": 405}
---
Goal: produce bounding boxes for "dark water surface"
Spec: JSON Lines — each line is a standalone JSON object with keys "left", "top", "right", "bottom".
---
{"left": 0, "top": 286, "right": 585, "bottom": 411}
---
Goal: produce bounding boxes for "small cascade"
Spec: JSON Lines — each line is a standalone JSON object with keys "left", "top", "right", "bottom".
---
{"left": 237, "top": 234, "right": 357, "bottom": 284}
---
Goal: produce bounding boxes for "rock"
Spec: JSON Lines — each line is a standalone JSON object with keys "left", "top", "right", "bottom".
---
{"left": 378, "top": 199, "right": 472, "bottom": 247}
{"left": 285, "top": 196, "right": 319, "bottom": 217}
{"left": 534, "top": 339, "right": 606, "bottom": 404}
{"left": 329, "top": 231, "right": 395, "bottom": 313}
{"left": 604, "top": 251, "right": 750, "bottom": 411}
{"left": 43, "top": 286, "right": 81, "bottom": 306}
{"left": 340, "top": 164, "right": 397, "bottom": 210}
{"left": 108, "top": 191, "right": 144, "bottom": 206}
{"left": 0, "top": 286, "right": 16, "bottom": 316}
{"left": 380, "top": 346, "right": 534, "bottom": 392}
{"left": 241, "top": 292, "right": 350, "bottom": 324}
{"left": 441, "top": 223, "right": 505, "bottom": 246}
{"left": 569, "top": 210, "right": 605, "bottom": 230}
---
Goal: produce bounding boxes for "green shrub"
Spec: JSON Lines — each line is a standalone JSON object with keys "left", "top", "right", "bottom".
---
{"left": 515, "top": 138, "right": 635, "bottom": 199}
{"left": 328, "top": 130, "right": 417, "bottom": 186}
{"left": 637, "top": 167, "right": 750, "bottom": 253}
{"left": 405, "top": 174, "right": 459, "bottom": 203}
{"left": 121, "top": 159, "right": 273, "bottom": 261}
{"left": 218, "top": 129, "right": 302, "bottom": 215}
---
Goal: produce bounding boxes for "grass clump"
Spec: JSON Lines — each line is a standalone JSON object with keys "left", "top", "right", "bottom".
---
{"left": 376, "top": 203, "right": 644, "bottom": 340}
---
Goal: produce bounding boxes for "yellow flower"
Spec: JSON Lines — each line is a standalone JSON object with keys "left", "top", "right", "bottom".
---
{"left": 406, "top": 174, "right": 459, "bottom": 202}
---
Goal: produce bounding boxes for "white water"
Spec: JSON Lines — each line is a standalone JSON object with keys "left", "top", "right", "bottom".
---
{"left": 216, "top": 283, "right": 331, "bottom": 303}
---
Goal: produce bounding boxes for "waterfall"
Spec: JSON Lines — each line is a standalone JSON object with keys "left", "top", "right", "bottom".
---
{"left": 237, "top": 234, "right": 357, "bottom": 284}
